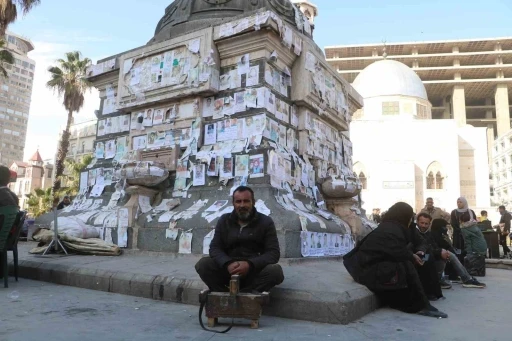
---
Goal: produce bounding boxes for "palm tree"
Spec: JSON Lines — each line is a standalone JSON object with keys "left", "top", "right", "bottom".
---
{"left": 26, "top": 187, "right": 52, "bottom": 217}
{"left": 59, "top": 154, "right": 93, "bottom": 196}
{"left": 0, "top": 0, "right": 41, "bottom": 34}
{"left": 0, "top": 38, "right": 13, "bottom": 77}
{"left": 46, "top": 51, "right": 92, "bottom": 194}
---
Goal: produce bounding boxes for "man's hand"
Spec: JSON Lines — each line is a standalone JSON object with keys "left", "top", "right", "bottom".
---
{"left": 231, "top": 261, "right": 251, "bottom": 276}
{"left": 415, "top": 251, "right": 425, "bottom": 257}
{"left": 413, "top": 254, "right": 425, "bottom": 266}
{"left": 227, "top": 262, "right": 239, "bottom": 274}
{"left": 441, "top": 249, "right": 451, "bottom": 261}
{"left": 227, "top": 261, "right": 251, "bottom": 276}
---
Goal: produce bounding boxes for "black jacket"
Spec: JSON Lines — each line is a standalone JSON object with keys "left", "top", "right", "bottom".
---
{"left": 0, "top": 187, "right": 19, "bottom": 207}
{"left": 209, "top": 208, "right": 280, "bottom": 272}
{"left": 430, "top": 224, "right": 456, "bottom": 254}
{"left": 357, "top": 221, "right": 428, "bottom": 267}
{"left": 450, "top": 209, "right": 476, "bottom": 230}
{"left": 418, "top": 230, "right": 442, "bottom": 260}
{"left": 500, "top": 212, "right": 511, "bottom": 233}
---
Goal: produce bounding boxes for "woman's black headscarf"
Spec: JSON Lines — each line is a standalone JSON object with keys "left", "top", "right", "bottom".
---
{"left": 381, "top": 202, "right": 414, "bottom": 227}
{"left": 430, "top": 218, "right": 449, "bottom": 237}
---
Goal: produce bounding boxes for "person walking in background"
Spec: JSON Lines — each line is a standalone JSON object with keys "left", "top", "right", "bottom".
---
{"left": 497, "top": 205, "right": 511, "bottom": 258}
{"left": 420, "top": 198, "right": 450, "bottom": 222}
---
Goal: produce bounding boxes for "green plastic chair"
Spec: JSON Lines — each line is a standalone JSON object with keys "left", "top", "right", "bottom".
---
{"left": 0, "top": 206, "right": 19, "bottom": 288}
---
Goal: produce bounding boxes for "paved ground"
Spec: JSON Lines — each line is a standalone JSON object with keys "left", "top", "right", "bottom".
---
{"left": 1, "top": 269, "right": 510, "bottom": 341}
{"left": 7, "top": 242, "right": 377, "bottom": 324}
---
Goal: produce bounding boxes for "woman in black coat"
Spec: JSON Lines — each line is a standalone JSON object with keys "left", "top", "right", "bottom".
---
{"left": 345, "top": 202, "right": 447, "bottom": 318}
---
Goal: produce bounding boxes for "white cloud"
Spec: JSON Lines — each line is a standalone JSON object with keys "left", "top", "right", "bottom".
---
{"left": 23, "top": 41, "right": 100, "bottom": 161}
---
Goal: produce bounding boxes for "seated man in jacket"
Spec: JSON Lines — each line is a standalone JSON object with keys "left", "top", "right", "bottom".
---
{"left": 417, "top": 215, "right": 485, "bottom": 289}
{"left": 346, "top": 202, "right": 447, "bottom": 318}
{"left": 195, "top": 186, "right": 284, "bottom": 293}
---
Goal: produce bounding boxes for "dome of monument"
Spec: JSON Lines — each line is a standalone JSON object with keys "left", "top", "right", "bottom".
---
{"left": 150, "top": 0, "right": 307, "bottom": 44}
{"left": 352, "top": 59, "right": 428, "bottom": 100}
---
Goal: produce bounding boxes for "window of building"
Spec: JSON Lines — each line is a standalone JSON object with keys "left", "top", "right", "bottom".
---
{"left": 426, "top": 161, "right": 445, "bottom": 190}
{"left": 7, "top": 35, "right": 15, "bottom": 44}
{"left": 22, "top": 61, "right": 29, "bottom": 68}
{"left": 382, "top": 101, "right": 400, "bottom": 115}
{"left": 359, "top": 172, "right": 367, "bottom": 190}
{"left": 416, "top": 103, "right": 428, "bottom": 119}
{"left": 26, "top": 168, "right": 31, "bottom": 178}
{"left": 81, "top": 142, "right": 86, "bottom": 153}
{"left": 47, "top": 168, "right": 52, "bottom": 179}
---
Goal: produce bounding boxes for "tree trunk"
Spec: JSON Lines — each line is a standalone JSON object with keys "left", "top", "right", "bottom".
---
{"left": 53, "top": 109, "right": 74, "bottom": 195}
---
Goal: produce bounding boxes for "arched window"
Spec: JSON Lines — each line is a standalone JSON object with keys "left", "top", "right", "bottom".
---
{"left": 353, "top": 162, "right": 368, "bottom": 190}
{"left": 304, "top": 9, "right": 312, "bottom": 20}
{"left": 426, "top": 161, "right": 445, "bottom": 190}
{"left": 427, "top": 172, "right": 434, "bottom": 189}
{"left": 359, "top": 172, "right": 367, "bottom": 190}
{"left": 436, "top": 171, "right": 444, "bottom": 189}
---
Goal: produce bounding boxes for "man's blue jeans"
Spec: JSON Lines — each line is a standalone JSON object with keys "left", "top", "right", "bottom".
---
{"left": 435, "top": 251, "right": 471, "bottom": 282}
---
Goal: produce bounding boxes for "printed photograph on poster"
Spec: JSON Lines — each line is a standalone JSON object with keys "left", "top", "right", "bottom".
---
{"left": 246, "top": 65, "right": 259, "bottom": 86}
{"left": 143, "top": 108, "right": 154, "bottom": 127}
{"left": 213, "top": 98, "right": 225, "bottom": 119}
{"left": 249, "top": 154, "right": 264, "bottom": 178}
{"left": 203, "top": 97, "right": 214, "bottom": 117}
{"left": 105, "top": 117, "right": 114, "bottom": 134}
{"left": 105, "top": 140, "right": 116, "bottom": 159}
{"left": 270, "top": 120, "right": 279, "bottom": 142}
{"left": 174, "top": 177, "right": 187, "bottom": 191}
{"left": 222, "top": 156, "right": 233, "bottom": 177}
{"left": 193, "top": 164, "right": 205, "bottom": 186}
{"left": 284, "top": 159, "right": 292, "bottom": 180}
{"left": 180, "top": 128, "right": 192, "bottom": 147}
{"left": 152, "top": 108, "right": 164, "bottom": 125}
{"left": 97, "top": 120, "right": 105, "bottom": 136}
{"left": 204, "top": 123, "right": 216, "bottom": 145}
{"left": 95, "top": 142, "right": 105, "bottom": 159}
{"left": 233, "top": 91, "right": 246, "bottom": 113}
{"left": 164, "top": 106, "right": 175, "bottom": 123}
{"left": 301, "top": 231, "right": 310, "bottom": 257}
{"left": 205, "top": 200, "right": 228, "bottom": 212}
{"left": 246, "top": 134, "right": 262, "bottom": 150}
{"left": 237, "top": 54, "right": 250, "bottom": 75}
{"left": 203, "top": 230, "right": 215, "bottom": 255}
{"left": 278, "top": 124, "right": 286, "bottom": 145}
{"left": 130, "top": 112, "right": 141, "bottom": 130}
{"left": 244, "top": 88, "right": 257, "bottom": 108}
{"left": 219, "top": 74, "right": 231, "bottom": 91}
{"left": 207, "top": 156, "right": 217, "bottom": 176}
{"left": 132, "top": 135, "right": 147, "bottom": 151}
{"left": 164, "top": 130, "right": 175, "bottom": 146}
{"left": 236, "top": 118, "right": 245, "bottom": 138}
{"left": 88, "top": 169, "right": 96, "bottom": 187}
{"left": 235, "top": 154, "right": 249, "bottom": 177}
{"left": 179, "top": 232, "right": 193, "bottom": 254}
{"left": 176, "top": 158, "right": 190, "bottom": 178}
{"left": 229, "top": 69, "right": 242, "bottom": 89}
{"left": 121, "top": 114, "right": 130, "bottom": 131}
{"left": 103, "top": 168, "right": 114, "bottom": 185}
{"left": 286, "top": 128, "right": 295, "bottom": 149}
{"left": 266, "top": 89, "right": 275, "bottom": 114}
{"left": 232, "top": 176, "right": 248, "bottom": 190}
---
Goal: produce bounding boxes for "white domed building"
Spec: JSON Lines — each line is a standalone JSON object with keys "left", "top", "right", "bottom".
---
{"left": 349, "top": 59, "right": 490, "bottom": 213}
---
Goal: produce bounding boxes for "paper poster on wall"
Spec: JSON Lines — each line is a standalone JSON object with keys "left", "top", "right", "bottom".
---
{"left": 244, "top": 88, "right": 257, "bottom": 108}
{"left": 246, "top": 134, "right": 262, "bottom": 150}
{"left": 95, "top": 142, "right": 105, "bottom": 159}
{"left": 143, "top": 108, "right": 154, "bottom": 127}
{"left": 301, "top": 231, "right": 310, "bottom": 257}
{"left": 203, "top": 97, "right": 214, "bottom": 117}
{"left": 179, "top": 232, "right": 193, "bottom": 254}
{"left": 105, "top": 140, "right": 116, "bottom": 159}
{"left": 88, "top": 169, "right": 97, "bottom": 187}
{"left": 206, "top": 200, "right": 228, "bottom": 212}
{"left": 90, "top": 184, "right": 105, "bottom": 197}
{"left": 193, "top": 164, "right": 205, "bottom": 186}
{"left": 207, "top": 155, "right": 217, "bottom": 176}
{"left": 235, "top": 154, "right": 249, "bottom": 177}
{"left": 249, "top": 154, "right": 264, "bottom": 178}
{"left": 132, "top": 135, "right": 147, "bottom": 151}
{"left": 176, "top": 158, "right": 190, "bottom": 178}
{"left": 246, "top": 65, "right": 259, "bottom": 87}
{"left": 152, "top": 108, "right": 164, "bottom": 125}
{"left": 237, "top": 54, "right": 250, "bottom": 75}
{"left": 180, "top": 128, "right": 192, "bottom": 147}
{"left": 80, "top": 172, "right": 88, "bottom": 190}
{"left": 222, "top": 156, "right": 233, "bottom": 178}
{"left": 203, "top": 230, "right": 215, "bottom": 255}
{"left": 204, "top": 123, "right": 217, "bottom": 145}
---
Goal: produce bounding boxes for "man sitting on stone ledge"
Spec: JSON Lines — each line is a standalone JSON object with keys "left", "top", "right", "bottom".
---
{"left": 195, "top": 186, "right": 284, "bottom": 293}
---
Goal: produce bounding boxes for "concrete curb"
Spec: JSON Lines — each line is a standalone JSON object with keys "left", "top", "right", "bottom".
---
{"left": 485, "top": 259, "right": 512, "bottom": 270}
{"left": 8, "top": 259, "right": 378, "bottom": 325}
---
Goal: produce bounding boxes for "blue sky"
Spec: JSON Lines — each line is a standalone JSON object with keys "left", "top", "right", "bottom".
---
{"left": 9, "top": 0, "right": 512, "bottom": 161}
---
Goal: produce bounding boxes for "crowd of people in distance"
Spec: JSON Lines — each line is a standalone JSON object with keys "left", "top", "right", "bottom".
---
{"left": 347, "top": 196, "right": 512, "bottom": 319}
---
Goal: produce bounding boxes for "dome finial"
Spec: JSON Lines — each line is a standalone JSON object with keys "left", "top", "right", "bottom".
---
{"left": 382, "top": 40, "right": 387, "bottom": 59}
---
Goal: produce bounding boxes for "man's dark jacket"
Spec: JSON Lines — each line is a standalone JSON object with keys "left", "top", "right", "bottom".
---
{"left": 209, "top": 208, "right": 280, "bottom": 272}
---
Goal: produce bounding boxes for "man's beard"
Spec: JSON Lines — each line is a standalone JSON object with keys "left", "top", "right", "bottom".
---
{"left": 236, "top": 208, "right": 252, "bottom": 222}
